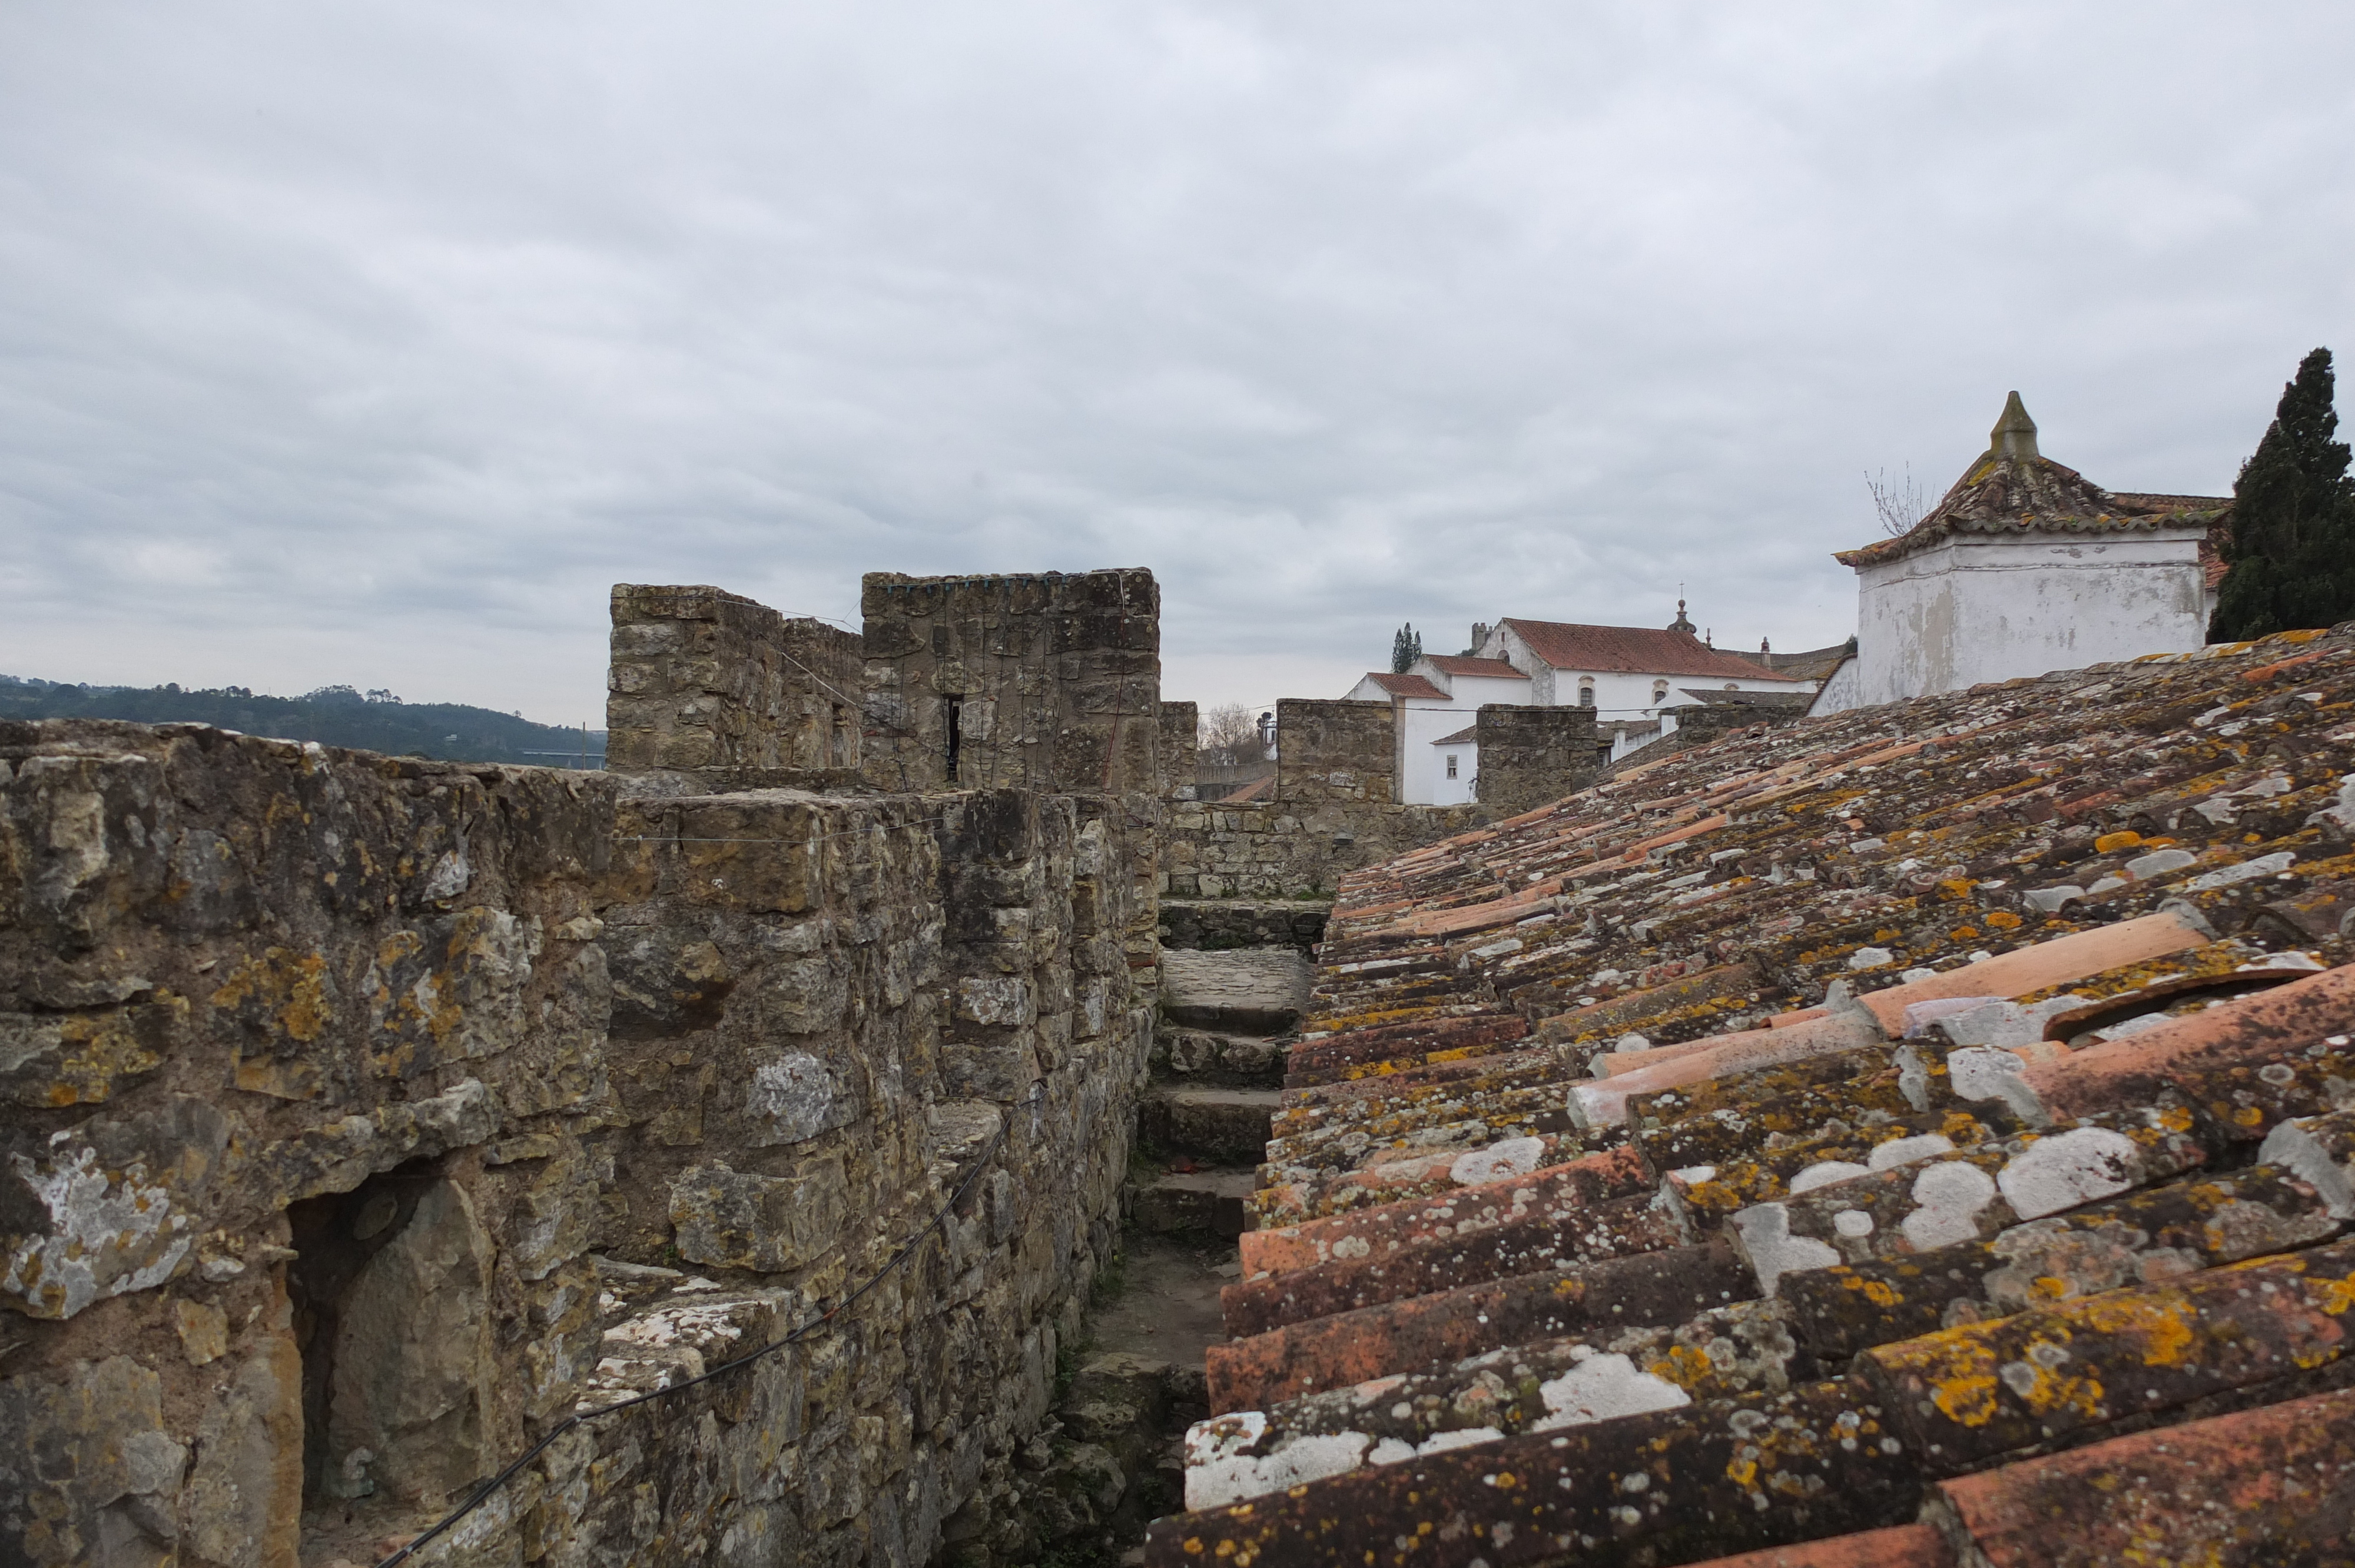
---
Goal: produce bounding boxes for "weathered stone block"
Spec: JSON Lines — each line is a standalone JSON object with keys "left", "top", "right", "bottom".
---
{"left": 671, "top": 1158, "right": 850, "bottom": 1273}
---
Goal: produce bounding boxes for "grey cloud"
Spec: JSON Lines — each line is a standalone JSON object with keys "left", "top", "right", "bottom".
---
{"left": 2, "top": 1, "right": 2350, "bottom": 718}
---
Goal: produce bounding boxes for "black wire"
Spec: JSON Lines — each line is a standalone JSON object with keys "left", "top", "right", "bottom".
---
{"left": 376, "top": 1079, "right": 1046, "bottom": 1567}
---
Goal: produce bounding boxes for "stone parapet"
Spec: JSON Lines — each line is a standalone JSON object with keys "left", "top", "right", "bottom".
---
{"left": 1473, "top": 701, "right": 1599, "bottom": 812}
{"left": 0, "top": 718, "right": 1150, "bottom": 1568}
{"left": 605, "top": 583, "right": 864, "bottom": 779}
{"left": 1275, "top": 699, "right": 1394, "bottom": 804}
{"left": 1161, "top": 798, "right": 1489, "bottom": 899}
{"left": 858, "top": 569, "right": 1160, "bottom": 795}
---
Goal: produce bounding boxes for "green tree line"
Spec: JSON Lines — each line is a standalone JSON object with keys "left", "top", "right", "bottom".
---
{"left": 0, "top": 678, "right": 606, "bottom": 767}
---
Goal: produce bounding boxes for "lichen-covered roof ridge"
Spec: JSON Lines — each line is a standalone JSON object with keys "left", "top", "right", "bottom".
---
{"left": 1145, "top": 624, "right": 2355, "bottom": 1568}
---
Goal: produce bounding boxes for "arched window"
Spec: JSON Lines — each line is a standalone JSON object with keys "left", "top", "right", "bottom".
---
{"left": 1651, "top": 680, "right": 1669, "bottom": 705}
{"left": 1577, "top": 679, "right": 1595, "bottom": 708}
{"left": 1723, "top": 683, "right": 1738, "bottom": 692}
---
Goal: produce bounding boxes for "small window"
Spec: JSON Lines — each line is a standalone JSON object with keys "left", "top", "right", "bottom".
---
{"left": 1445, "top": 755, "right": 1458, "bottom": 779}
{"left": 1577, "top": 680, "right": 1595, "bottom": 709}
{"left": 1723, "top": 683, "right": 1738, "bottom": 692}
{"left": 1651, "top": 680, "right": 1669, "bottom": 704}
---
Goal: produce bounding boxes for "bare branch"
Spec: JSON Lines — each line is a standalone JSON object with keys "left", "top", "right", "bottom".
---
{"left": 1866, "top": 464, "right": 1931, "bottom": 539}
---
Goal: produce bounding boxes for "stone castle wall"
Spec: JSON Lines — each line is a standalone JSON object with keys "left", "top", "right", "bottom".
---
{"left": 1159, "top": 798, "right": 1487, "bottom": 899}
{"left": 1157, "top": 702, "right": 1199, "bottom": 802}
{"left": 1473, "top": 702, "right": 1599, "bottom": 813}
{"left": 858, "top": 571, "right": 1160, "bottom": 796}
{"left": 0, "top": 719, "right": 1149, "bottom": 1567}
{"left": 1272, "top": 699, "right": 1393, "bottom": 805}
{"left": 606, "top": 584, "right": 865, "bottom": 784}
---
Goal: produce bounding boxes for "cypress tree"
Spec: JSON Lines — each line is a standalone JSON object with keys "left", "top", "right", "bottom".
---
{"left": 2210, "top": 348, "right": 2355, "bottom": 641}
{"left": 1390, "top": 623, "right": 1421, "bottom": 673}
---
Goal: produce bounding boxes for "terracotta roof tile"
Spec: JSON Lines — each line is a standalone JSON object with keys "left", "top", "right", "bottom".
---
{"left": 1361, "top": 670, "right": 1451, "bottom": 700}
{"left": 1498, "top": 617, "right": 1806, "bottom": 682}
{"left": 1424, "top": 655, "right": 1528, "bottom": 679}
{"left": 1147, "top": 623, "right": 2355, "bottom": 1568}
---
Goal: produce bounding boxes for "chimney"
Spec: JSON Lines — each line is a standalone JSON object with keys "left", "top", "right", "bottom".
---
{"left": 1991, "top": 391, "right": 2039, "bottom": 461}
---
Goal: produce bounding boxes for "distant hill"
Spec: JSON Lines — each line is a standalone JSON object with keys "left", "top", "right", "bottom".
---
{"left": 0, "top": 677, "right": 605, "bottom": 768}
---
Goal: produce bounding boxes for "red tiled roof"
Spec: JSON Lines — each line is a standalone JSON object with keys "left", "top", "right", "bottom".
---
{"left": 1361, "top": 671, "right": 1451, "bottom": 700}
{"left": 1429, "top": 725, "right": 1477, "bottom": 746}
{"left": 1498, "top": 619, "right": 1804, "bottom": 682}
{"left": 1146, "top": 623, "right": 2355, "bottom": 1568}
{"left": 1422, "top": 655, "right": 1527, "bottom": 680}
{"left": 1836, "top": 463, "right": 2230, "bottom": 571}
{"left": 1219, "top": 773, "right": 1274, "bottom": 802}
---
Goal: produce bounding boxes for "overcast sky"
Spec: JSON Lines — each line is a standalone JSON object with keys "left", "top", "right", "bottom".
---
{"left": 4, "top": 2, "right": 2351, "bottom": 725}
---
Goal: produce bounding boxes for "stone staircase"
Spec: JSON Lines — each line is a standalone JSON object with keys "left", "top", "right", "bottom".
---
{"left": 1132, "top": 939, "right": 1316, "bottom": 1238}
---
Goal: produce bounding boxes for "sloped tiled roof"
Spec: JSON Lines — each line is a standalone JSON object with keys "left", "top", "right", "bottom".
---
{"left": 1836, "top": 397, "right": 2230, "bottom": 570}
{"left": 1361, "top": 671, "right": 1452, "bottom": 701}
{"left": 1219, "top": 773, "right": 1276, "bottom": 803}
{"left": 1429, "top": 725, "right": 1477, "bottom": 746}
{"left": 1500, "top": 619, "right": 1805, "bottom": 683}
{"left": 1424, "top": 655, "right": 1528, "bottom": 680}
{"left": 1149, "top": 622, "right": 2355, "bottom": 1567}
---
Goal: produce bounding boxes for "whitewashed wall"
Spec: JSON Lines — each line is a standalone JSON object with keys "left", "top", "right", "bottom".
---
{"left": 1426, "top": 736, "right": 1478, "bottom": 804}
{"left": 1843, "top": 529, "right": 2208, "bottom": 710}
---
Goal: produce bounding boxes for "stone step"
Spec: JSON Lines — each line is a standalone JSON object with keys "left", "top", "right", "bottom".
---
{"left": 1139, "top": 1086, "right": 1282, "bottom": 1165}
{"left": 1159, "top": 899, "right": 1332, "bottom": 952}
{"left": 1129, "top": 1170, "right": 1258, "bottom": 1238}
{"left": 1155, "top": 1028, "right": 1287, "bottom": 1085}
{"left": 1159, "top": 947, "right": 1312, "bottom": 1035}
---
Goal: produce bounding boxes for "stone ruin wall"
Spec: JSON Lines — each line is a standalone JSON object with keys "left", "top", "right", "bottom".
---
{"left": 857, "top": 571, "right": 1160, "bottom": 798}
{"left": 1471, "top": 702, "right": 1600, "bottom": 815}
{"left": 606, "top": 584, "right": 866, "bottom": 791}
{"left": 1271, "top": 699, "right": 1393, "bottom": 805}
{"left": 0, "top": 716, "right": 1150, "bottom": 1567}
{"left": 1155, "top": 702, "right": 1198, "bottom": 802}
{"left": 1161, "top": 699, "right": 1488, "bottom": 898}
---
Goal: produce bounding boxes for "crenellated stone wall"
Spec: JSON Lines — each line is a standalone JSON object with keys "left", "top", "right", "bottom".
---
{"left": 606, "top": 583, "right": 865, "bottom": 786}
{"left": 0, "top": 719, "right": 1150, "bottom": 1568}
{"left": 1473, "top": 702, "right": 1600, "bottom": 813}
{"left": 1272, "top": 699, "right": 1394, "bottom": 805}
{"left": 1158, "top": 798, "right": 1487, "bottom": 899}
{"left": 857, "top": 570, "right": 1160, "bottom": 796}
{"left": 1157, "top": 702, "right": 1199, "bottom": 802}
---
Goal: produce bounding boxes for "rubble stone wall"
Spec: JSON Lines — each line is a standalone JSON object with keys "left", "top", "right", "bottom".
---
{"left": 1474, "top": 703, "right": 1600, "bottom": 813}
{"left": 858, "top": 570, "right": 1160, "bottom": 796}
{"left": 1273, "top": 699, "right": 1395, "bottom": 805}
{"left": 1160, "top": 799, "right": 1488, "bottom": 899}
{"left": 1158, "top": 702, "right": 1199, "bottom": 802}
{"left": 606, "top": 583, "right": 865, "bottom": 782}
{"left": 0, "top": 719, "right": 1150, "bottom": 1568}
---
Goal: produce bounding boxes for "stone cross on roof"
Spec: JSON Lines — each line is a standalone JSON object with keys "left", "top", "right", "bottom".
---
{"left": 1992, "top": 390, "right": 2039, "bottom": 460}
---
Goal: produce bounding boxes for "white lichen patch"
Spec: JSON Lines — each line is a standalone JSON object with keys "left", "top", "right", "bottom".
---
{"left": 1996, "top": 1125, "right": 2141, "bottom": 1219}
{"left": 1182, "top": 1413, "right": 1370, "bottom": 1509}
{"left": 1730, "top": 1203, "right": 1842, "bottom": 1295}
{"left": 1451, "top": 1137, "right": 1545, "bottom": 1187}
{"left": 1900, "top": 1161, "right": 1999, "bottom": 1250}
{"left": 1531, "top": 1351, "right": 1691, "bottom": 1430}
{"left": 1, "top": 1144, "right": 191, "bottom": 1319}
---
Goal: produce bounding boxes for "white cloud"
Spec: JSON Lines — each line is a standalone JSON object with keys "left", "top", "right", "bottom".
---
{"left": 1, "top": 0, "right": 2350, "bottom": 717}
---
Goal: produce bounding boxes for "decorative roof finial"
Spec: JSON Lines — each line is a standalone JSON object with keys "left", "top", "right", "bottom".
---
{"left": 1991, "top": 391, "right": 2039, "bottom": 461}
{"left": 1669, "top": 597, "right": 1696, "bottom": 634}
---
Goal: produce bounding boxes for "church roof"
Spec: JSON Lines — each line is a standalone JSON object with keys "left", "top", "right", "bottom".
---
{"left": 1499, "top": 619, "right": 1805, "bottom": 682}
{"left": 1359, "top": 671, "right": 1451, "bottom": 701}
{"left": 1423, "top": 655, "right": 1527, "bottom": 680}
{"left": 1836, "top": 393, "right": 2231, "bottom": 569}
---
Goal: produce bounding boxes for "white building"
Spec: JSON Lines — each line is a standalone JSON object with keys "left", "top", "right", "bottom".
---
{"left": 1345, "top": 614, "right": 1811, "bottom": 803}
{"left": 1815, "top": 394, "right": 2229, "bottom": 715}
